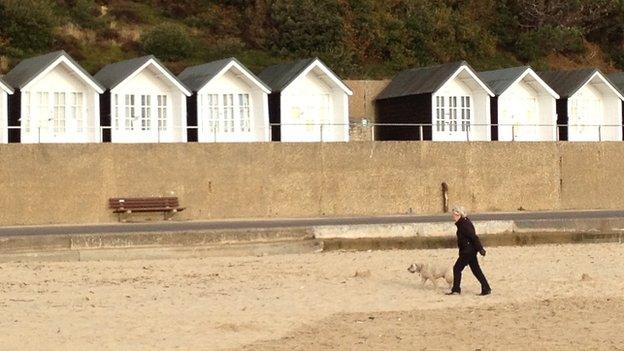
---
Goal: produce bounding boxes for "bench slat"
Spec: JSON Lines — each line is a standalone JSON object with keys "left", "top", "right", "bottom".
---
{"left": 109, "top": 197, "right": 182, "bottom": 213}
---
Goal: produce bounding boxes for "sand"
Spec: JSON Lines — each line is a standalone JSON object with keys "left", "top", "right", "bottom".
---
{"left": 0, "top": 242, "right": 623, "bottom": 350}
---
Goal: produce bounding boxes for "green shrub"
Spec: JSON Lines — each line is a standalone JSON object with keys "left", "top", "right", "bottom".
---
{"left": 516, "top": 26, "right": 585, "bottom": 61}
{"left": 0, "top": 0, "right": 57, "bottom": 54}
{"left": 140, "top": 23, "right": 194, "bottom": 61}
{"left": 269, "top": 0, "right": 345, "bottom": 57}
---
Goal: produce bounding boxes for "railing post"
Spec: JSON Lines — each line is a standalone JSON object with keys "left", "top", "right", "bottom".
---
{"left": 598, "top": 125, "right": 602, "bottom": 141}
{"left": 556, "top": 124, "right": 560, "bottom": 141}
{"left": 419, "top": 125, "right": 423, "bottom": 141}
{"left": 320, "top": 124, "right": 323, "bottom": 142}
{"left": 38, "top": 127, "right": 41, "bottom": 143}
{"left": 512, "top": 124, "right": 515, "bottom": 142}
{"left": 213, "top": 123, "right": 217, "bottom": 143}
{"left": 371, "top": 124, "right": 375, "bottom": 141}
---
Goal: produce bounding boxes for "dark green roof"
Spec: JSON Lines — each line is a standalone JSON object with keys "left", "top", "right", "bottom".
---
{"left": 95, "top": 55, "right": 190, "bottom": 94}
{"left": 257, "top": 58, "right": 317, "bottom": 92}
{"left": 178, "top": 57, "right": 270, "bottom": 92}
{"left": 478, "top": 66, "right": 531, "bottom": 96}
{"left": 3, "top": 50, "right": 103, "bottom": 91}
{"left": 608, "top": 72, "right": 624, "bottom": 92}
{"left": 376, "top": 61, "right": 490, "bottom": 100}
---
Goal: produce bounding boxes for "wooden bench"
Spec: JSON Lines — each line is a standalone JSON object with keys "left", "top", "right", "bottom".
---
{"left": 109, "top": 197, "right": 185, "bottom": 221}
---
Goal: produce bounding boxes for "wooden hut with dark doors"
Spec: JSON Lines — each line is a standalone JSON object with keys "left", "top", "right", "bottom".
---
{"left": 3, "top": 51, "right": 104, "bottom": 143}
{"left": 478, "top": 66, "right": 559, "bottom": 141}
{"left": 0, "top": 77, "right": 14, "bottom": 143}
{"left": 178, "top": 58, "right": 271, "bottom": 142}
{"left": 95, "top": 56, "right": 191, "bottom": 143}
{"left": 607, "top": 72, "right": 624, "bottom": 138}
{"left": 538, "top": 69, "right": 623, "bottom": 141}
{"left": 375, "top": 61, "right": 494, "bottom": 141}
{"left": 258, "top": 58, "right": 353, "bottom": 142}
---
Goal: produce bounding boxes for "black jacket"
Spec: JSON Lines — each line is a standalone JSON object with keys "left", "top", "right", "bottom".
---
{"left": 455, "top": 217, "right": 484, "bottom": 255}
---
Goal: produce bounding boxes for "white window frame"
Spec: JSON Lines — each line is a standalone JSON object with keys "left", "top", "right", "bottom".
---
{"left": 157, "top": 95, "right": 167, "bottom": 131}
{"left": 113, "top": 94, "right": 119, "bottom": 130}
{"left": 436, "top": 96, "right": 445, "bottom": 132}
{"left": 238, "top": 93, "right": 251, "bottom": 133}
{"left": 140, "top": 94, "right": 151, "bottom": 131}
{"left": 53, "top": 92, "right": 66, "bottom": 134}
{"left": 70, "top": 92, "right": 83, "bottom": 133}
{"left": 125, "top": 94, "right": 136, "bottom": 131}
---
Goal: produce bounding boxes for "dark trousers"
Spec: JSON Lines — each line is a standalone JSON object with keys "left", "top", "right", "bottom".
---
{"left": 451, "top": 253, "right": 490, "bottom": 293}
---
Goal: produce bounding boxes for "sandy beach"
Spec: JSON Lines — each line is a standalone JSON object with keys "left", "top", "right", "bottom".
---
{"left": 1, "top": 242, "right": 623, "bottom": 350}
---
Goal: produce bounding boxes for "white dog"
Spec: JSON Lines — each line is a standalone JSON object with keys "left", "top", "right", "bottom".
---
{"left": 407, "top": 262, "right": 453, "bottom": 289}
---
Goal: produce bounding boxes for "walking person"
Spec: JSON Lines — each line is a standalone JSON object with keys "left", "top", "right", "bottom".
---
{"left": 446, "top": 206, "right": 491, "bottom": 296}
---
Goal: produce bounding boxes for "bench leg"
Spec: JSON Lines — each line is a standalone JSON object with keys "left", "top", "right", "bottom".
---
{"left": 164, "top": 209, "right": 177, "bottom": 221}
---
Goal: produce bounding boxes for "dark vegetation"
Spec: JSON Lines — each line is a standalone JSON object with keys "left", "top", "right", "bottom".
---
{"left": 1, "top": 0, "right": 623, "bottom": 77}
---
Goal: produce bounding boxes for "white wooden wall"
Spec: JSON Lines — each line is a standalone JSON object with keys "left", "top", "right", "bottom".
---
{"left": 196, "top": 69, "right": 269, "bottom": 142}
{"left": 498, "top": 79, "right": 557, "bottom": 141}
{"left": 0, "top": 93, "right": 7, "bottom": 143}
{"left": 280, "top": 69, "right": 349, "bottom": 142}
{"left": 109, "top": 66, "right": 187, "bottom": 143}
{"left": 20, "top": 63, "right": 99, "bottom": 143}
{"left": 568, "top": 82, "right": 621, "bottom": 141}
{"left": 432, "top": 75, "right": 490, "bottom": 141}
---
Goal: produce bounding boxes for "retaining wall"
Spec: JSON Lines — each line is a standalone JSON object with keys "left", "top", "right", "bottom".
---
{"left": 1, "top": 142, "right": 624, "bottom": 225}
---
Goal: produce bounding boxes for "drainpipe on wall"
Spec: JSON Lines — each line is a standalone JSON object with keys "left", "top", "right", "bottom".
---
{"left": 441, "top": 182, "right": 449, "bottom": 213}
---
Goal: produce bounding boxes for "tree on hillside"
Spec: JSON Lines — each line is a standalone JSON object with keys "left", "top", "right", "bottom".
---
{"left": 140, "top": 23, "right": 194, "bottom": 61}
{"left": 0, "top": 0, "right": 57, "bottom": 56}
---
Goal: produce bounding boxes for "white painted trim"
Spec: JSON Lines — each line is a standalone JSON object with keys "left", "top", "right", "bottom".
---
{"left": 204, "top": 61, "right": 271, "bottom": 94}
{"left": 0, "top": 80, "right": 13, "bottom": 94}
{"left": 502, "top": 68, "right": 560, "bottom": 99}
{"left": 22, "top": 56, "right": 104, "bottom": 94}
{"left": 287, "top": 59, "right": 353, "bottom": 95}
{"left": 570, "top": 71, "right": 624, "bottom": 101}
{"left": 112, "top": 58, "right": 191, "bottom": 96}
{"left": 439, "top": 65, "right": 495, "bottom": 97}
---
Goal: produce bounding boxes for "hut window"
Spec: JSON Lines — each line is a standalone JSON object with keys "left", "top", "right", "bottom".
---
{"left": 70, "top": 92, "right": 83, "bottom": 133}
{"left": 53, "top": 92, "right": 66, "bottom": 133}
{"left": 140, "top": 94, "right": 151, "bottom": 131}
{"left": 238, "top": 93, "right": 250, "bottom": 132}
{"left": 207, "top": 94, "right": 219, "bottom": 133}
{"left": 436, "top": 96, "right": 445, "bottom": 131}
{"left": 223, "top": 94, "right": 235, "bottom": 133}
{"left": 157, "top": 95, "right": 167, "bottom": 131}
{"left": 125, "top": 94, "right": 136, "bottom": 131}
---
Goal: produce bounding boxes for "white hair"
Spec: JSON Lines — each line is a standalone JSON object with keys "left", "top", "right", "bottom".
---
{"left": 452, "top": 205, "right": 467, "bottom": 217}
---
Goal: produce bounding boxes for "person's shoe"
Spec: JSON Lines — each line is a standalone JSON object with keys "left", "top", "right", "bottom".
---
{"left": 445, "top": 291, "right": 460, "bottom": 295}
{"left": 478, "top": 289, "right": 491, "bottom": 296}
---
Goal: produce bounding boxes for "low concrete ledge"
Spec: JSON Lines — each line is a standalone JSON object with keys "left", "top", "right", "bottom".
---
{"left": 313, "top": 221, "right": 516, "bottom": 239}
{"left": 322, "top": 231, "right": 624, "bottom": 252}
{"left": 0, "top": 234, "right": 71, "bottom": 253}
{"left": 69, "top": 227, "right": 313, "bottom": 250}
{"left": 514, "top": 218, "right": 624, "bottom": 232}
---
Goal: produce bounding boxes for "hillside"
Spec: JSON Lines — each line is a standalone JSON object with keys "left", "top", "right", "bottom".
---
{"left": 1, "top": 0, "right": 624, "bottom": 78}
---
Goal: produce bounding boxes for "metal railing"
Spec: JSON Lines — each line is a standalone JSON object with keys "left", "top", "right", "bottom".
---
{"left": 2, "top": 122, "right": 624, "bottom": 143}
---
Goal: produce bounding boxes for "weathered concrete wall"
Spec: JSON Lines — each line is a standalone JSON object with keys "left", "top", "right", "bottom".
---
{"left": 346, "top": 79, "right": 390, "bottom": 122}
{"left": 1, "top": 142, "right": 624, "bottom": 226}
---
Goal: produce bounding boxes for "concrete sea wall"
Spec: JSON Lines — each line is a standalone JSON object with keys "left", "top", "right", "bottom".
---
{"left": 1, "top": 142, "right": 624, "bottom": 226}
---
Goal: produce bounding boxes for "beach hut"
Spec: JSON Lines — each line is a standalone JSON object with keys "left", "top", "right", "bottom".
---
{"left": 258, "top": 58, "right": 352, "bottom": 142}
{"left": 178, "top": 58, "right": 271, "bottom": 142}
{"left": 539, "top": 69, "right": 623, "bottom": 141}
{"left": 0, "top": 76, "right": 14, "bottom": 143}
{"left": 607, "top": 72, "right": 624, "bottom": 139}
{"left": 375, "top": 61, "right": 494, "bottom": 141}
{"left": 3, "top": 50, "right": 104, "bottom": 143}
{"left": 95, "top": 56, "right": 191, "bottom": 143}
{"left": 479, "top": 66, "right": 559, "bottom": 141}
